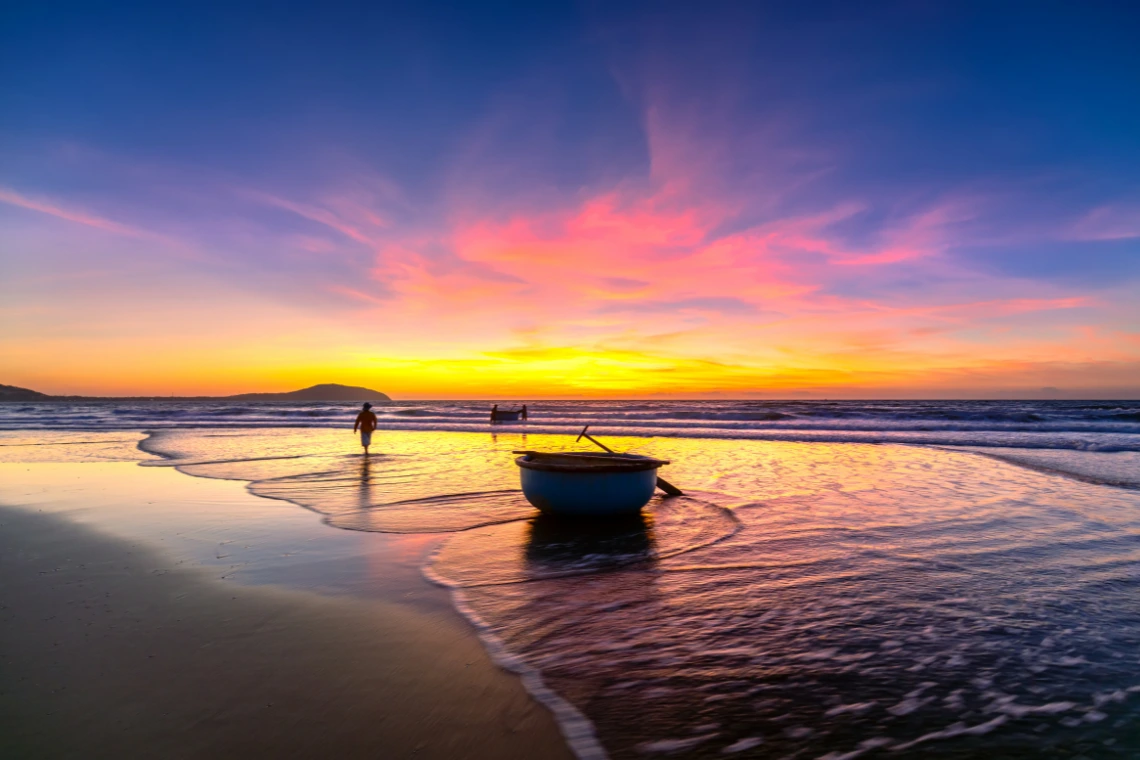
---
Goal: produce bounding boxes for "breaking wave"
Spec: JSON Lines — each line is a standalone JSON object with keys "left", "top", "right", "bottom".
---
{"left": 3, "top": 399, "right": 1140, "bottom": 454}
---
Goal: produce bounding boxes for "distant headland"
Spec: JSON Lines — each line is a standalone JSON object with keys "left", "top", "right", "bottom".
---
{"left": 0, "top": 383, "right": 391, "bottom": 403}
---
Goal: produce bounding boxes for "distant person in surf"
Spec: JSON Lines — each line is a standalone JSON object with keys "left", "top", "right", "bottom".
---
{"left": 354, "top": 402, "right": 378, "bottom": 455}
{"left": 521, "top": 404, "right": 528, "bottom": 421}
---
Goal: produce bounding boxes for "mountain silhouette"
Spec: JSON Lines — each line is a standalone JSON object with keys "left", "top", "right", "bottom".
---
{"left": 227, "top": 384, "right": 391, "bottom": 402}
{"left": 0, "top": 383, "right": 390, "bottom": 402}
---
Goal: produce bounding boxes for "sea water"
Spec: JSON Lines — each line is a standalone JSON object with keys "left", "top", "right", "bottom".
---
{"left": 3, "top": 399, "right": 1140, "bottom": 449}
{"left": 1, "top": 405, "right": 1139, "bottom": 757}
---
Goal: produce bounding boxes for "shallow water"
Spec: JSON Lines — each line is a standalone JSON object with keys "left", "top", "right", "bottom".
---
{"left": 3, "top": 428, "right": 1140, "bottom": 757}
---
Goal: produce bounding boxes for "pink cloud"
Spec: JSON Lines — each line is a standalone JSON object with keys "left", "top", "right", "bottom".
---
{"left": 74, "top": 86, "right": 1115, "bottom": 390}
{"left": 349, "top": 176, "right": 1009, "bottom": 352}
{"left": 325, "top": 284, "right": 387, "bottom": 306}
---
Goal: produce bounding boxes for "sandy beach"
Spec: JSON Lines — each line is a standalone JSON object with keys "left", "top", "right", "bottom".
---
{"left": 0, "top": 458, "right": 573, "bottom": 760}
{"left": 3, "top": 427, "right": 1140, "bottom": 758}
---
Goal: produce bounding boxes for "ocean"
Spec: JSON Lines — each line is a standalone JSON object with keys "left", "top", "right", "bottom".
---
{"left": 5, "top": 398, "right": 1140, "bottom": 450}
{"left": 2, "top": 401, "right": 1139, "bottom": 757}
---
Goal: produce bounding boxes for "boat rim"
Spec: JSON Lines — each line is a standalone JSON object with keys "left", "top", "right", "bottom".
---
{"left": 515, "top": 451, "right": 667, "bottom": 473}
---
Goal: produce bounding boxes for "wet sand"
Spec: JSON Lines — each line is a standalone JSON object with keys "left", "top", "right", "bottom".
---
{"left": 0, "top": 500, "right": 572, "bottom": 759}
{"left": 5, "top": 429, "right": 1140, "bottom": 758}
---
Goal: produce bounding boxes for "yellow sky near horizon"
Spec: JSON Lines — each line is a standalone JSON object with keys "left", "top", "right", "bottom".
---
{"left": 3, "top": 135, "right": 1139, "bottom": 400}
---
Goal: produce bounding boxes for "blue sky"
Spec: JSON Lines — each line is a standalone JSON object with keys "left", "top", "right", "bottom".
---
{"left": 2, "top": 1, "right": 1138, "bottom": 396}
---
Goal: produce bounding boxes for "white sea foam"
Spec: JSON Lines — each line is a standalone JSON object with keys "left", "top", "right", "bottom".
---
{"left": 721, "top": 736, "right": 763, "bottom": 753}
{"left": 824, "top": 701, "right": 876, "bottom": 717}
{"left": 6, "top": 399, "right": 1140, "bottom": 456}
{"left": 817, "top": 737, "right": 893, "bottom": 760}
{"left": 427, "top": 575, "right": 610, "bottom": 760}
{"left": 636, "top": 734, "right": 719, "bottom": 754}
{"left": 890, "top": 715, "right": 1008, "bottom": 751}
{"left": 992, "top": 699, "right": 1075, "bottom": 717}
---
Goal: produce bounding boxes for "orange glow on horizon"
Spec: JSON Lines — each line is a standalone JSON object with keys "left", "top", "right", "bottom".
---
{"left": 2, "top": 104, "right": 1138, "bottom": 400}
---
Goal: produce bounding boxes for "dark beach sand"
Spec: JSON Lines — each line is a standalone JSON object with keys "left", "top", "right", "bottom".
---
{"left": 0, "top": 505, "right": 573, "bottom": 759}
{"left": 6, "top": 429, "right": 1140, "bottom": 758}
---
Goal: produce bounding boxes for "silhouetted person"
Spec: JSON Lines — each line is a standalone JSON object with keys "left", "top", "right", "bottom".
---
{"left": 521, "top": 404, "right": 528, "bottom": 421}
{"left": 354, "top": 402, "right": 378, "bottom": 455}
{"left": 490, "top": 404, "right": 498, "bottom": 423}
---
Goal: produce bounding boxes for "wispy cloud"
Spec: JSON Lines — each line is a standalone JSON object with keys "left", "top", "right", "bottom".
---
{"left": 1069, "top": 205, "right": 1140, "bottom": 241}
{"left": 3, "top": 43, "right": 1138, "bottom": 398}
{"left": 239, "top": 189, "right": 380, "bottom": 246}
{"left": 0, "top": 186, "right": 154, "bottom": 239}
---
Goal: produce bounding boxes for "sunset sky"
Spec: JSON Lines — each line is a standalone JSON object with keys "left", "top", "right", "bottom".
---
{"left": 2, "top": 2, "right": 1138, "bottom": 398}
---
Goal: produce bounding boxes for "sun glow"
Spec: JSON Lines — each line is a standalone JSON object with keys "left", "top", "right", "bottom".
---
{"left": 2, "top": 7, "right": 1138, "bottom": 399}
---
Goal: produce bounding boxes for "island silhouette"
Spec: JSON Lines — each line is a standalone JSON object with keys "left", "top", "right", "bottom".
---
{"left": 0, "top": 383, "right": 390, "bottom": 403}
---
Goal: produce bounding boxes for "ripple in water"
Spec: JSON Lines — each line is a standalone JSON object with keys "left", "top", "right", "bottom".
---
{"left": 132, "top": 429, "right": 1140, "bottom": 757}
{"left": 429, "top": 493, "right": 739, "bottom": 587}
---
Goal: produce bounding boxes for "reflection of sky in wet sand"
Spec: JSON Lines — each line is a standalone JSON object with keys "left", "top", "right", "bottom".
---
{"left": 0, "top": 458, "right": 447, "bottom": 609}
{"left": 357, "top": 454, "right": 372, "bottom": 512}
{"left": 7, "top": 429, "right": 1140, "bottom": 758}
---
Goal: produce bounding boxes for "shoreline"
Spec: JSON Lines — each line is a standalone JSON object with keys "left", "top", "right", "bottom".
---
{"left": 5, "top": 429, "right": 1140, "bottom": 757}
{"left": 4, "top": 422, "right": 1139, "bottom": 463}
{"left": 133, "top": 424, "right": 1140, "bottom": 503}
{"left": 0, "top": 463, "right": 575, "bottom": 760}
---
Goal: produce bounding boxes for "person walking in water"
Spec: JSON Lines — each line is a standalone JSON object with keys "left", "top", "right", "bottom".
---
{"left": 354, "top": 402, "right": 378, "bottom": 455}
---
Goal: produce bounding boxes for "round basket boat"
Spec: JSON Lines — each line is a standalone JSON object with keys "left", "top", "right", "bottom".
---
{"left": 515, "top": 452, "right": 669, "bottom": 517}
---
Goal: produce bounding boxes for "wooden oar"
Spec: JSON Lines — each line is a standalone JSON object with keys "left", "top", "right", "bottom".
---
{"left": 575, "top": 425, "right": 683, "bottom": 496}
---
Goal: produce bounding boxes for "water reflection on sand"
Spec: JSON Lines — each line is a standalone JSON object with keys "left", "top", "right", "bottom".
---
{"left": 14, "top": 428, "right": 1140, "bottom": 758}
